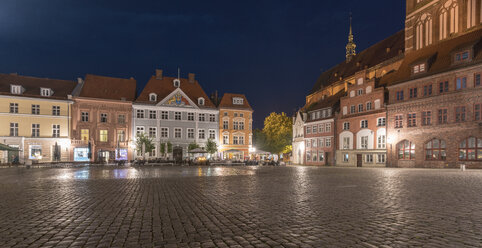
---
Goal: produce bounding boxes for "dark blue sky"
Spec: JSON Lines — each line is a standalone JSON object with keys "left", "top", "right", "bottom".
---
{"left": 0, "top": 0, "right": 405, "bottom": 128}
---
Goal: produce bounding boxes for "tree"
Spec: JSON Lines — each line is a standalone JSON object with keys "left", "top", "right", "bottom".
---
{"left": 205, "top": 138, "right": 218, "bottom": 156}
{"left": 167, "top": 142, "right": 172, "bottom": 153}
{"left": 135, "top": 133, "right": 155, "bottom": 157}
{"left": 160, "top": 143, "right": 166, "bottom": 157}
{"left": 188, "top": 142, "right": 200, "bottom": 151}
{"left": 253, "top": 128, "right": 267, "bottom": 151}
{"left": 262, "top": 112, "right": 293, "bottom": 155}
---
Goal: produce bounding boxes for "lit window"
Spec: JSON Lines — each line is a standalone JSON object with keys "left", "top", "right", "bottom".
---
{"left": 459, "top": 137, "right": 482, "bottom": 161}
{"left": 425, "top": 139, "right": 446, "bottom": 160}
{"left": 81, "top": 129, "right": 89, "bottom": 141}
{"left": 117, "top": 130, "right": 125, "bottom": 142}
{"left": 99, "top": 130, "right": 108, "bottom": 142}
{"left": 398, "top": 140, "right": 415, "bottom": 160}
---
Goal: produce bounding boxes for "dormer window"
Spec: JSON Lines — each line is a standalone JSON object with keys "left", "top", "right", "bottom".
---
{"left": 10, "top": 85, "right": 22, "bottom": 94}
{"left": 173, "top": 79, "right": 180, "bottom": 88}
{"left": 40, "top": 88, "right": 53, "bottom": 97}
{"left": 233, "top": 97, "right": 244, "bottom": 105}
{"left": 149, "top": 93, "right": 157, "bottom": 102}
{"left": 413, "top": 63, "right": 426, "bottom": 74}
{"left": 198, "top": 97, "right": 205, "bottom": 106}
{"left": 455, "top": 51, "right": 469, "bottom": 62}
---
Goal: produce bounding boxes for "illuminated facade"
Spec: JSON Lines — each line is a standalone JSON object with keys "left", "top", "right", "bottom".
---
{"left": 0, "top": 73, "right": 76, "bottom": 163}
{"left": 292, "top": 111, "right": 305, "bottom": 165}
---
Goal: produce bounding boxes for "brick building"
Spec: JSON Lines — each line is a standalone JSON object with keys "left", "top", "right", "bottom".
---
{"left": 336, "top": 71, "right": 387, "bottom": 167}
{"left": 383, "top": 29, "right": 482, "bottom": 168}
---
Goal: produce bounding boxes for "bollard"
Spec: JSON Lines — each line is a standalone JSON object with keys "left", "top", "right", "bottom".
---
{"left": 460, "top": 164, "right": 466, "bottom": 171}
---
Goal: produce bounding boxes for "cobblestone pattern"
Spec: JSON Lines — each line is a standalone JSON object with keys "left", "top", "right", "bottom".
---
{"left": 0, "top": 166, "right": 481, "bottom": 247}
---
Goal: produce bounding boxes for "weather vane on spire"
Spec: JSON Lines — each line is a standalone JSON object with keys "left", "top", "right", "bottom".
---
{"left": 346, "top": 12, "right": 357, "bottom": 62}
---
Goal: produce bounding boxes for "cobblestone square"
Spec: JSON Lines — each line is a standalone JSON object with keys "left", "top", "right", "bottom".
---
{"left": 0, "top": 166, "right": 481, "bottom": 247}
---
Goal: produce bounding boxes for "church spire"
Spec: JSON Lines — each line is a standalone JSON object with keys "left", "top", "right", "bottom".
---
{"left": 346, "top": 13, "right": 356, "bottom": 62}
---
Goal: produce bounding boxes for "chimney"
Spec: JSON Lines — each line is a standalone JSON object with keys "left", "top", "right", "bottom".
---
{"left": 188, "top": 73, "right": 195, "bottom": 83}
{"left": 155, "top": 69, "right": 163, "bottom": 80}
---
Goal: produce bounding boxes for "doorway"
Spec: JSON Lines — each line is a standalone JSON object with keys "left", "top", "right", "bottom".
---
{"left": 356, "top": 154, "right": 362, "bottom": 167}
{"left": 173, "top": 146, "right": 183, "bottom": 163}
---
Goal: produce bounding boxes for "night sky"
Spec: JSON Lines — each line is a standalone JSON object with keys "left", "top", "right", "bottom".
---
{"left": 0, "top": 0, "right": 405, "bottom": 128}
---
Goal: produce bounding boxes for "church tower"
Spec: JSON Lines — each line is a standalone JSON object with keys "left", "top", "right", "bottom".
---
{"left": 345, "top": 14, "right": 356, "bottom": 62}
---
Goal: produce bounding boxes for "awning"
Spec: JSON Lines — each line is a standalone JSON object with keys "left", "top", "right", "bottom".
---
{"left": 188, "top": 148, "right": 207, "bottom": 153}
{"left": 0, "top": 144, "right": 18, "bottom": 151}
{"left": 252, "top": 150, "right": 271, "bottom": 155}
{"left": 224, "top": 149, "right": 243, "bottom": 153}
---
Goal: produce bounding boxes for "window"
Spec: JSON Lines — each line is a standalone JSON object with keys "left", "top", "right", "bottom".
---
{"left": 408, "top": 113, "right": 417, "bottom": 127}
{"left": 149, "top": 127, "right": 157, "bottom": 138}
{"left": 31, "top": 104, "right": 40, "bottom": 115}
{"left": 377, "top": 117, "right": 386, "bottom": 126}
{"left": 117, "top": 130, "right": 125, "bottom": 142}
{"left": 149, "top": 93, "right": 157, "bottom": 102}
{"left": 187, "top": 128, "right": 194, "bottom": 139}
{"left": 306, "top": 139, "right": 311, "bottom": 148}
{"left": 312, "top": 152, "right": 317, "bottom": 162}
{"left": 395, "top": 115, "right": 403, "bottom": 128}
{"left": 467, "top": 0, "right": 476, "bottom": 28}
{"left": 234, "top": 113, "right": 238, "bottom": 117}
{"left": 439, "top": 81, "right": 449, "bottom": 93}
{"left": 81, "top": 129, "right": 89, "bottom": 141}
{"left": 456, "top": 77, "right": 467, "bottom": 90}
{"left": 239, "top": 136, "right": 244, "bottom": 145}
{"left": 438, "top": 109, "right": 448, "bottom": 124}
{"left": 52, "top": 124, "right": 60, "bottom": 137}
{"left": 357, "top": 89, "right": 363, "bottom": 96}
{"left": 455, "top": 51, "right": 469, "bottom": 62}
{"left": 223, "top": 135, "right": 229, "bottom": 145}
{"left": 319, "top": 124, "right": 325, "bottom": 133}
{"left": 198, "top": 129, "right": 205, "bottom": 139}
{"left": 360, "top": 120, "right": 368, "bottom": 128}
{"left": 343, "top": 137, "right": 350, "bottom": 149}
{"left": 10, "top": 85, "right": 22, "bottom": 94}
{"left": 40, "top": 88, "right": 52, "bottom": 97}
{"left": 409, "top": 88, "right": 418, "bottom": 98}
{"left": 239, "top": 122, "right": 245, "bottom": 130}
{"left": 343, "top": 153, "right": 349, "bottom": 162}
{"left": 99, "top": 130, "right": 108, "bottom": 142}
{"left": 325, "top": 123, "right": 331, "bottom": 132}
{"left": 149, "top": 110, "right": 157, "bottom": 119}
{"left": 476, "top": 73, "right": 481, "bottom": 87}
{"left": 312, "top": 125, "right": 317, "bottom": 134}
{"left": 365, "top": 154, "right": 373, "bottom": 163}
{"left": 233, "top": 97, "right": 244, "bottom": 105}
{"left": 100, "top": 113, "right": 108, "bottom": 123}
{"left": 223, "top": 112, "right": 228, "bottom": 116}
{"left": 350, "top": 105, "right": 355, "bottom": 114}
{"left": 173, "top": 79, "right": 180, "bottom": 88}
{"left": 475, "top": 104, "right": 481, "bottom": 121}
{"left": 136, "top": 126, "right": 145, "bottom": 135}
{"left": 343, "top": 122, "right": 350, "bottom": 130}
{"left": 209, "top": 114, "right": 216, "bottom": 122}
{"left": 398, "top": 140, "right": 415, "bottom": 160}
{"left": 198, "top": 113, "right": 205, "bottom": 122}
{"left": 455, "top": 106, "right": 466, "bottom": 122}
{"left": 31, "top": 124, "right": 40, "bottom": 137}
{"left": 9, "top": 103, "right": 18, "bottom": 113}
{"left": 459, "top": 137, "right": 482, "bottom": 161}
{"left": 377, "top": 154, "right": 386, "bottom": 163}
{"left": 118, "top": 115, "right": 125, "bottom": 124}
{"left": 240, "top": 113, "right": 244, "bottom": 117}
{"left": 198, "top": 98, "right": 205, "bottom": 106}
{"left": 319, "top": 152, "right": 324, "bottom": 162}
{"left": 425, "top": 139, "right": 446, "bottom": 160}
{"left": 234, "top": 121, "right": 239, "bottom": 130}
{"left": 396, "top": 91, "right": 404, "bottom": 101}
{"left": 306, "top": 151, "right": 311, "bottom": 162}
{"left": 10, "top": 123, "right": 18, "bottom": 136}
{"left": 318, "top": 138, "right": 324, "bottom": 147}
{"left": 366, "top": 102, "right": 372, "bottom": 110}
{"left": 175, "top": 112, "right": 181, "bottom": 120}
{"left": 161, "top": 111, "right": 169, "bottom": 120}
{"left": 160, "top": 128, "right": 168, "bottom": 138}
{"left": 223, "top": 120, "right": 229, "bottom": 129}
{"left": 422, "top": 111, "right": 431, "bottom": 126}
{"left": 423, "top": 85, "right": 432, "bottom": 96}
{"left": 361, "top": 136, "right": 368, "bottom": 149}
{"left": 306, "top": 126, "right": 311, "bottom": 134}
{"left": 233, "top": 136, "right": 239, "bottom": 145}
{"left": 136, "top": 109, "right": 144, "bottom": 119}
{"left": 358, "top": 104, "right": 363, "bottom": 112}
{"left": 209, "top": 130, "right": 216, "bottom": 139}
{"left": 174, "top": 128, "right": 182, "bottom": 139}
{"left": 312, "top": 138, "right": 317, "bottom": 148}
{"left": 325, "top": 138, "right": 331, "bottom": 147}
{"left": 52, "top": 106, "right": 60, "bottom": 116}
{"left": 29, "top": 145, "right": 42, "bottom": 160}
{"left": 377, "top": 135, "right": 386, "bottom": 149}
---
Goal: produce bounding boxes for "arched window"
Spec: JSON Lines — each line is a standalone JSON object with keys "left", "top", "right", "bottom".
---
{"left": 198, "top": 97, "right": 205, "bottom": 106}
{"left": 397, "top": 140, "right": 415, "bottom": 160}
{"left": 149, "top": 93, "right": 157, "bottom": 102}
{"left": 459, "top": 137, "right": 482, "bottom": 161}
{"left": 425, "top": 138, "right": 446, "bottom": 160}
{"left": 416, "top": 22, "right": 423, "bottom": 50}
{"left": 449, "top": 3, "right": 458, "bottom": 34}
{"left": 440, "top": 8, "right": 448, "bottom": 40}
{"left": 467, "top": 0, "right": 476, "bottom": 28}
{"left": 424, "top": 17, "right": 432, "bottom": 46}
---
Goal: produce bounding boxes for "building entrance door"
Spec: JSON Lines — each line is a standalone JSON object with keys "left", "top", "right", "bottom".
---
{"left": 356, "top": 154, "right": 362, "bottom": 167}
{"left": 173, "top": 146, "right": 183, "bottom": 163}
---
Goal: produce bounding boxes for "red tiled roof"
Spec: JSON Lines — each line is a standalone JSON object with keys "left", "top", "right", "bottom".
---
{"left": 0, "top": 73, "right": 76, "bottom": 100}
{"left": 310, "top": 30, "right": 405, "bottom": 94}
{"left": 136, "top": 76, "right": 215, "bottom": 108}
{"left": 381, "top": 29, "right": 482, "bottom": 86}
{"left": 218, "top": 93, "right": 253, "bottom": 111}
{"left": 79, "top": 74, "right": 137, "bottom": 101}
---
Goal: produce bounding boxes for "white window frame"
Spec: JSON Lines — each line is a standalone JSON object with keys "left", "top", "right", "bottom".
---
{"left": 160, "top": 127, "right": 169, "bottom": 138}
{"left": 174, "top": 128, "right": 182, "bottom": 139}
{"left": 10, "top": 85, "right": 22, "bottom": 94}
{"left": 136, "top": 126, "right": 145, "bottom": 135}
{"left": 52, "top": 124, "right": 60, "bottom": 137}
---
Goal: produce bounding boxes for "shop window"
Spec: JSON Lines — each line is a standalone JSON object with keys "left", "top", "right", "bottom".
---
{"left": 425, "top": 139, "right": 446, "bottom": 160}
{"left": 459, "top": 137, "right": 482, "bottom": 161}
{"left": 397, "top": 140, "right": 415, "bottom": 160}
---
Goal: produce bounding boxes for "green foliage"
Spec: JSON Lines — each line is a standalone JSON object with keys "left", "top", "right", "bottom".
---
{"left": 136, "top": 133, "right": 155, "bottom": 155}
{"left": 205, "top": 138, "right": 218, "bottom": 155}
{"left": 188, "top": 142, "right": 200, "bottom": 151}
{"left": 167, "top": 142, "right": 172, "bottom": 153}
{"left": 253, "top": 128, "right": 267, "bottom": 151}
{"left": 262, "top": 112, "right": 293, "bottom": 155}
{"left": 160, "top": 143, "right": 165, "bottom": 155}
